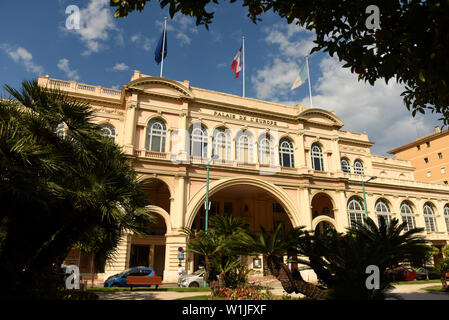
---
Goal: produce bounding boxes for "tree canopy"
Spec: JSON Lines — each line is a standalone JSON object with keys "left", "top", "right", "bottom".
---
{"left": 0, "top": 80, "right": 153, "bottom": 298}
{"left": 110, "top": 0, "right": 449, "bottom": 124}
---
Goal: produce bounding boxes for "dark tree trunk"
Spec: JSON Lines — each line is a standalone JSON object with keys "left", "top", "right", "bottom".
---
{"left": 266, "top": 255, "right": 325, "bottom": 300}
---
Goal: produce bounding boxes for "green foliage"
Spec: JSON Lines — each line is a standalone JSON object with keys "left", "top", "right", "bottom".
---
{"left": 0, "top": 80, "right": 152, "bottom": 299}
{"left": 111, "top": 0, "right": 449, "bottom": 125}
{"left": 296, "top": 217, "right": 431, "bottom": 299}
{"left": 183, "top": 214, "right": 250, "bottom": 293}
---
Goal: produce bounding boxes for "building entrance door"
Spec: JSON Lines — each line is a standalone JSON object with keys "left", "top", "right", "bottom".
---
{"left": 129, "top": 245, "right": 150, "bottom": 267}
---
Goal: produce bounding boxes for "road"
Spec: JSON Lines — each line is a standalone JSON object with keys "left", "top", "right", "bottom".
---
{"left": 96, "top": 282, "right": 449, "bottom": 300}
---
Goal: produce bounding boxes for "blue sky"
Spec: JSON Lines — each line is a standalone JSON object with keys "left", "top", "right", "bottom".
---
{"left": 0, "top": 0, "right": 441, "bottom": 155}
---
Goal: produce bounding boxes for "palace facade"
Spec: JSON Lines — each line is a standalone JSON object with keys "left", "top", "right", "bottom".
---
{"left": 38, "top": 71, "right": 449, "bottom": 283}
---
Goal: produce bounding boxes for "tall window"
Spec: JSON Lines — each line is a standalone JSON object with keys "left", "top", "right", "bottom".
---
{"left": 213, "top": 128, "right": 232, "bottom": 162}
{"left": 375, "top": 199, "right": 391, "bottom": 226}
{"left": 189, "top": 124, "right": 208, "bottom": 158}
{"left": 311, "top": 143, "right": 324, "bottom": 171}
{"left": 236, "top": 131, "right": 254, "bottom": 164}
{"left": 101, "top": 124, "right": 116, "bottom": 142}
{"left": 423, "top": 203, "right": 437, "bottom": 232}
{"left": 279, "top": 138, "right": 295, "bottom": 168}
{"left": 354, "top": 160, "right": 364, "bottom": 175}
{"left": 444, "top": 204, "right": 449, "bottom": 232}
{"left": 348, "top": 196, "right": 365, "bottom": 229}
{"left": 146, "top": 119, "right": 167, "bottom": 152}
{"left": 400, "top": 201, "right": 416, "bottom": 232}
{"left": 341, "top": 158, "right": 351, "bottom": 173}
{"left": 258, "top": 134, "right": 275, "bottom": 165}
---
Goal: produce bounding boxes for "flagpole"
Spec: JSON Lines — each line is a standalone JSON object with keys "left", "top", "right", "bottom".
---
{"left": 160, "top": 17, "right": 167, "bottom": 78}
{"left": 242, "top": 36, "right": 245, "bottom": 97}
{"left": 306, "top": 55, "right": 313, "bottom": 108}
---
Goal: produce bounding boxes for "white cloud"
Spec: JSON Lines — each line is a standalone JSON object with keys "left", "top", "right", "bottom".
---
{"left": 131, "top": 33, "right": 154, "bottom": 52}
{"left": 65, "top": 0, "right": 119, "bottom": 55}
{"left": 251, "top": 21, "right": 316, "bottom": 101}
{"left": 156, "top": 15, "right": 197, "bottom": 47}
{"left": 0, "top": 44, "right": 44, "bottom": 74}
{"left": 110, "top": 62, "right": 129, "bottom": 71}
{"left": 301, "top": 57, "right": 440, "bottom": 155}
{"left": 57, "top": 58, "right": 80, "bottom": 81}
{"left": 250, "top": 20, "right": 441, "bottom": 155}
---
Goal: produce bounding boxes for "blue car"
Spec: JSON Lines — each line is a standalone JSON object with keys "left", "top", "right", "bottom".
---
{"left": 104, "top": 267, "right": 156, "bottom": 288}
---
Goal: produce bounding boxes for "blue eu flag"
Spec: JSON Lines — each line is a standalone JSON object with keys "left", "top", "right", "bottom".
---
{"left": 154, "top": 29, "right": 167, "bottom": 64}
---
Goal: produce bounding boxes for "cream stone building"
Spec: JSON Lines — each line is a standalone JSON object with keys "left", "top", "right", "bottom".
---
{"left": 38, "top": 72, "right": 449, "bottom": 284}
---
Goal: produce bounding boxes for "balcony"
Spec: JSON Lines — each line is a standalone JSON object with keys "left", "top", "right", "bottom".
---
{"left": 39, "top": 76, "right": 121, "bottom": 99}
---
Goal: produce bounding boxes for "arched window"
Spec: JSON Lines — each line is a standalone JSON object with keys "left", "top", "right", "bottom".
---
{"left": 101, "top": 124, "right": 116, "bottom": 142}
{"left": 258, "top": 134, "right": 275, "bottom": 165}
{"left": 400, "top": 201, "right": 416, "bottom": 232}
{"left": 354, "top": 160, "right": 364, "bottom": 175}
{"left": 311, "top": 143, "right": 324, "bottom": 171}
{"left": 146, "top": 119, "right": 167, "bottom": 152}
{"left": 347, "top": 196, "right": 365, "bottom": 228}
{"left": 213, "top": 128, "right": 232, "bottom": 162}
{"left": 279, "top": 138, "right": 294, "bottom": 168}
{"left": 375, "top": 199, "right": 391, "bottom": 226}
{"left": 423, "top": 203, "right": 437, "bottom": 232}
{"left": 189, "top": 124, "right": 208, "bottom": 158}
{"left": 341, "top": 158, "right": 351, "bottom": 173}
{"left": 236, "top": 131, "right": 254, "bottom": 164}
{"left": 444, "top": 204, "right": 449, "bottom": 232}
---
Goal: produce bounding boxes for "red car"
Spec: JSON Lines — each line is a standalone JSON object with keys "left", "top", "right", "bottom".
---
{"left": 385, "top": 266, "right": 417, "bottom": 281}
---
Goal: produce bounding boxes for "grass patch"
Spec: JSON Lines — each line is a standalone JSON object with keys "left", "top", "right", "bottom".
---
{"left": 421, "top": 286, "right": 449, "bottom": 294}
{"left": 392, "top": 280, "right": 441, "bottom": 285}
{"left": 176, "top": 295, "right": 215, "bottom": 300}
{"left": 88, "top": 287, "right": 211, "bottom": 293}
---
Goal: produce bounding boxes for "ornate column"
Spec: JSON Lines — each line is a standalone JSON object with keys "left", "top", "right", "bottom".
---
{"left": 123, "top": 93, "right": 138, "bottom": 155}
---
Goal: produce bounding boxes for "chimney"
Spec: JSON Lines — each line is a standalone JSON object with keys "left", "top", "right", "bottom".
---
{"left": 435, "top": 126, "right": 441, "bottom": 133}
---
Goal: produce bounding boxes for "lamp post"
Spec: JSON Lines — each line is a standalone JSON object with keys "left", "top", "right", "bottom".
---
{"left": 204, "top": 154, "right": 219, "bottom": 231}
{"left": 203, "top": 154, "right": 218, "bottom": 288}
{"left": 362, "top": 176, "right": 377, "bottom": 222}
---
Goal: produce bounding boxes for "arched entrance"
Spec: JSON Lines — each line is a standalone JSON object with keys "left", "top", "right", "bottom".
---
{"left": 188, "top": 179, "right": 296, "bottom": 274}
{"left": 128, "top": 178, "right": 170, "bottom": 278}
{"left": 311, "top": 192, "right": 336, "bottom": 234}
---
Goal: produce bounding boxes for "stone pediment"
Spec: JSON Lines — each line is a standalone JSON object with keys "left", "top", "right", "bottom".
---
{"left": 125, "top": 76, "right": 194, "bottom": 100}
{"left": 298, "top": 108, "right": 344, "bottom": 128}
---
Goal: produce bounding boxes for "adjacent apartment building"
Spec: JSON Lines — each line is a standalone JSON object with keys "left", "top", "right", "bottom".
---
{"left": 38, "top": 72, "right": 449, "bottom": 284}
{"left": 388, "top": 127, "right": 449, "bottom": 184}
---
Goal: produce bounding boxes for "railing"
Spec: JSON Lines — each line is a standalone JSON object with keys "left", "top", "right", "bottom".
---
{"left": 102, "top": 88, "right": 121, "bottom": 96}
{"left": 42, "top": 77, "right": 121, "bottom": 98}
{"left": 77, "top": 84, "right": 95, "bottom": 92}
{"left": 50, "top": 80, "right": 70, "bottom": 87}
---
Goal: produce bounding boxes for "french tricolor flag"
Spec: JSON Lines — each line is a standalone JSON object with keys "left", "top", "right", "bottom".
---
{"left": 231, "top": 46, "right": 243, "bottom": 78}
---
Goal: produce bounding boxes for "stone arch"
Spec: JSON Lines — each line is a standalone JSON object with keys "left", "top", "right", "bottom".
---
{"left": 146, "top": 205, "right": 171, "bottom": 233}
{"left": 140, "top": 177, "right": 173, "bottom": 214}
{"left": 143, "top": 113, "right": 170, "bottom": 128}
{"left": 312, "top": 215, "right": 337, "bottom": 232}
{"left": 185, "top": 177, "right": 300, "bottom": 229}
{"left": 310, "top": 192, "right": 336, "bottom": 220}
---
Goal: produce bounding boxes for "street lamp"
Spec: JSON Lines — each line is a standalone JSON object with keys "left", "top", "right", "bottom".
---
{"left": 362, "top": 176, "right": 377, "bottom": 222}
{"left": 204, "top": 154, "right": 219, "bottom": 231}
{"left": 203, "top": 154, "right": 218, "bottom": 288}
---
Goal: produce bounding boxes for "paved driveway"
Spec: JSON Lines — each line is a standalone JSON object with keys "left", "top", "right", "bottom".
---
{"left": 387, "top": 283, "right": 449, "bottom": 300}
{"left": 96, "top": 283, "right": 449, "bottom": 300}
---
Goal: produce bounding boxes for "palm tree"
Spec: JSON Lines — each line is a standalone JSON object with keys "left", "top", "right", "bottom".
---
{"left": 0, "top": 80, "right": 153, "bottom": 299}
{"left": 183, "top": 214, "right": 250, "bottom": 295}
{"left": 297, "top": 217, "right": 431, "bottom": 299}
{"left": 236, "top": 224, "right": 326, "bottom": 300}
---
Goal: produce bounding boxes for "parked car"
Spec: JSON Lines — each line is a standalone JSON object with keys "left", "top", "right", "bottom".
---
{"left": 104, "top": 266, "right": 156, "bottom": 288}
{"left": 177, "top": 269, "right": 206, "bottom": 288}
{"left": 384, "top": 266, "right": 417, "bottom": 281}
{"left": 416, "top": 271, "right": 442, "bottom": 280}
